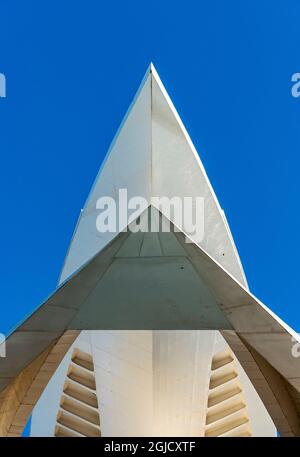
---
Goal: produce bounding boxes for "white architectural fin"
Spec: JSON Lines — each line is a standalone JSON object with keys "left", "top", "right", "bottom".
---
{"left": 59, "top": 68, "right": 152, "bottom": 283}
{"left": 150, "top": 64, "right": 247, "bottom": 287}
{"left": 60, "top": 65, "right": 247, "bottom": 287}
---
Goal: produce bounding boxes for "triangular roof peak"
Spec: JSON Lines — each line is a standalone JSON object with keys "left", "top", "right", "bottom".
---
{"left": 59, "top": 66, "right": 248, "bottom": 287}
{"left": 146, "top": 61, "right": 156, "bottom": 73}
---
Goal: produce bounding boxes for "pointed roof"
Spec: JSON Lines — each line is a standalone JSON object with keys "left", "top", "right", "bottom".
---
{"left": 59, "top": 64, "right": 247, "bottom": 288}
{"left": 1, "top": 66, "right": 300, "bottom": 436}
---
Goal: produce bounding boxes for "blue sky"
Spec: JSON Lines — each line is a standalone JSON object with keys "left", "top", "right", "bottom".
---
{"left": 0, "top": 0, "right": 300, "bottom": 335}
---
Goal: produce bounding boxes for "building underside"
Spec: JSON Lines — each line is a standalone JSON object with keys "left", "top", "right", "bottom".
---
{"left": 0, "top": 65, "right": 299, "bottom": 437}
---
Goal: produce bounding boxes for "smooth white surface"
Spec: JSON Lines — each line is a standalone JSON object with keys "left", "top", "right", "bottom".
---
{"left": 59, "top": 64, "right": 247, "bottom": 288}
{"left": 60, "top": 72, "right": 152, "bottom": 283}
{"left": 151, "top": 66, "right": 247, "bottom": 287}
{"left": 91, "top": 331, "right": 153, "bottom": 436}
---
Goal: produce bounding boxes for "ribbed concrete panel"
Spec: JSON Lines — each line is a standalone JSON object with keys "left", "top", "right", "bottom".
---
{"left": 30, "top": 331, "right": 276, "bottom": 436}
{"left": 55, "top": 348, "right": 101, "bottom": 437}
{"left": 30, "top": 332, "right": 93, "bottom": 437}
{"left": 212, "top": 332, "right": 276, "bottom": 437}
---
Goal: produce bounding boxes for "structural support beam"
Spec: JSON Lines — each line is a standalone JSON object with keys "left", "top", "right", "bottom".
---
{"left": 0, "top": 331, "right": 79, "bottom": 437}
{"left": 222, "top": 331, "right": 300, "bottom": 436}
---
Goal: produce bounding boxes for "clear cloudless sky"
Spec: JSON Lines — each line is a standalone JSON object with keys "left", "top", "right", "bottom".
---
{"left": 0, "top": 0, "right": 300, "bottom": 336}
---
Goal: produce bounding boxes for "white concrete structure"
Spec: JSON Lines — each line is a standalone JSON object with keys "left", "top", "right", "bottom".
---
{"left": 31, "top": 331, "right": 275, "bottom": 437}
{"left": 59, "top": 64, "right": 247, "bottom": 287}
{"left": 28, "top": 65, "right": 283, "bottom": 437}
{"left": 0, "top": 64, "right": 299, "bottom": 437}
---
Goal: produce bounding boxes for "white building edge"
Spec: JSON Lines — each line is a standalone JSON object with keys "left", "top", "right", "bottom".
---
{"left": 0, "top": 64, "right": 299, "bottom": 437}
